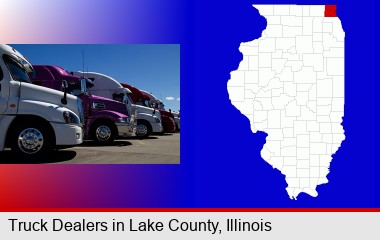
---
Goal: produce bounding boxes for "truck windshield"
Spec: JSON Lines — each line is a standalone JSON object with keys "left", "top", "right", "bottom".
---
{"left": 113, "top": 92, "right": 134, "bottom": 106}
{"left": 0, "top": 65, "right": 3, "bottom": 81}
{"left": 152, "top": 102, "right": 165, "bottom": 110}
{"left": 68, "top": 78, "right": 92, "bottom": 96}
{"left": 68, "top": 82, "right": 85, "bottom": 96}
{"left": 158, "top": 103, "right": 165, "bottom": 110}
{"left": 3, "top": 55, "right": 31, "bottom": 83}
{"left": 113, "top": 92, "right": 125, "bottom": 103}
{"left": 144, "top": 100, "right": 152, "bottom": 108}
{"left": 126, "top": 94, "right": 134, "bottom": 105}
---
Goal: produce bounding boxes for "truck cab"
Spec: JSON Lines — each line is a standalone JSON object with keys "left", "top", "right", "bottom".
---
{"left": 140, "top": 90, "right": 176, "bottom": 133}
{"left": 29, "top": 65, "right": 136, "bottom": 144}
{"left": 0, "top": 45, "right": 83, "bottom": 159}
{"left": 72, "top": 72, "right": 163, "bottom": 138}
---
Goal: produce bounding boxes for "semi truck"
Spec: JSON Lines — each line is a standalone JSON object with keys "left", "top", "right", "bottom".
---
{"left": 29, "top": 65, "right": 136, "bottom": 145}
{"left": 0, "top": 45, "right": 83, "bottom": 159}
{"left": 71, "top": 72, "right": 163, "bottom": 138}
{"left": 139, "top": 90, "right": 176, "bottom": 133}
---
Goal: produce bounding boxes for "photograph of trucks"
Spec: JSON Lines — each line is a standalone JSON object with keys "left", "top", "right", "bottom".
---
{"left": 0, "top": 44, "right": 180, "bottom": 163}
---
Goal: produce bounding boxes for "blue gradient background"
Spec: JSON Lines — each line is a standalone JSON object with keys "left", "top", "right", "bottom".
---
{"left": 0, "top": 0, "right": 379, "bottom": 208}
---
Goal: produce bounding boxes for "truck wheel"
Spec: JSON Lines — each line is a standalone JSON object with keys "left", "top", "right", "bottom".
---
{"left": 11, "top": 121, "right": 53, "bottom": 159}
{"left": 91, "top": 122, "right": 116, "bottom": 145}
{"left": 136, "top": 121, "right": 151, "bottom": 138}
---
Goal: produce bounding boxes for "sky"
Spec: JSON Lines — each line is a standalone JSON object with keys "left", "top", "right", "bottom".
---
{"left": 11, "top": 44, "right": 181, "bottom": 111}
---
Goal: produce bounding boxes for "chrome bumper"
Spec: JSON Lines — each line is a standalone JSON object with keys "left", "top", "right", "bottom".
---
{"left": 116, "top": 122, "right": 136, "bottom": 137}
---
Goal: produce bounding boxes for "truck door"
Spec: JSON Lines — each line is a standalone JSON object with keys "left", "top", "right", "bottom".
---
{"left": 0, "top": 65, "right": 8, "bottom": 114}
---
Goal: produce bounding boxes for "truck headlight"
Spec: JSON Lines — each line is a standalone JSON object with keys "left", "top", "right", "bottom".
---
{"left": 63, "top": 111, "right": 80, "bottom": 125}
{"left": 118, "top": 117, "right": 130, "bottom": 123}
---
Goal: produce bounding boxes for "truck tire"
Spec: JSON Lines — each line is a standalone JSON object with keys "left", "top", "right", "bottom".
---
{"left": 136, "top": 120, "right": 152, "bottom": 139}
{"left": 91, "top": 121, "right": 116, "bottom": 145}
{"left": 10, "top": 121, "right": 53, "bottom": 160}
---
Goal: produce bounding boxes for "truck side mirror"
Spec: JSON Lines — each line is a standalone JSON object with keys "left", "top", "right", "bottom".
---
{"left": 81, "top": 78, "right": 87, "bottom": 94}
{"left": 153, "top": 109, "right": 156, "bottom": 115}
{"left": 80, "top": 78, "right": 93, "bottom": 94}
{"left": 61, "top": 80, "right": 68, "bottom": 105}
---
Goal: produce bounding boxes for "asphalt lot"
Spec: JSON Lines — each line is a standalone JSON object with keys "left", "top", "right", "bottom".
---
{"left": 0, "top": 133, "right": 180, "bottom": 164}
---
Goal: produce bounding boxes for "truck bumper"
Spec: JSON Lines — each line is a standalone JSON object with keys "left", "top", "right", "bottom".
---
{"left": 151, "top": 122, "right": 163, "bottom": 133}
{"left": 51, "top": 123, "right": 83, "bottom": 146}
{"left": 116, "top": 122, "right": 136, "bottom": 137}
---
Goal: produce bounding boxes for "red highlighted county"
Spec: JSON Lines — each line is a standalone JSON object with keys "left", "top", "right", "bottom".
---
{"left": 325, "top": 5, "right": 337, "bottom": 17}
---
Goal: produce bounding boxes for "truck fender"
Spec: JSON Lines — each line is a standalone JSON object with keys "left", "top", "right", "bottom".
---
{"left": 0, "top": 115, "right": 16, "bottom": 151}
{"left": 137, "top": 112, "right": 158, "bottom": 124}
{"left": 4, "top": 115, "right": 56, "bottom": 149}
{"left": 17, "top": 100, "right": 79, "bottom": 124}
{"left": 86, "top": 110, "right": 128, "bottom": 136}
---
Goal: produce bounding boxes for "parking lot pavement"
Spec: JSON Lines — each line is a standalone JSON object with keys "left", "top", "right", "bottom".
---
{"left": 0, "top": 133, "right": 180, "bottom": 164}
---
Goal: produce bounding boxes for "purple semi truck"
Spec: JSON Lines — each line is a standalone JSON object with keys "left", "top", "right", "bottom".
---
{"left": 29, "top": 65, "right": 137, "bottom": 145}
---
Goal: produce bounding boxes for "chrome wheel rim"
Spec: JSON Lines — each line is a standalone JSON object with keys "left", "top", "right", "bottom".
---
{"left": 96, "top": 125, "right": 112, "bottom": 141}
{"left": 18, "top": 128, "right": 44, "bottom": 154}
{"left": 136, "top": 124, "right": 148, "bottom": 136}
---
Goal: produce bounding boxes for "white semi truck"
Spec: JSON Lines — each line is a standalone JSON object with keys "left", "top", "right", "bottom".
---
{"left": 72, "top": 72, "right": 163, "bottom": 138}
{"left": 0, "top": 45, "right": 83, "bottom": 159}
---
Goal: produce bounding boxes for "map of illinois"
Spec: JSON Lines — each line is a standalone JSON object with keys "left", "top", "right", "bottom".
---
{"left": 227, "top": 5, "right": 345, "bottom": 199}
